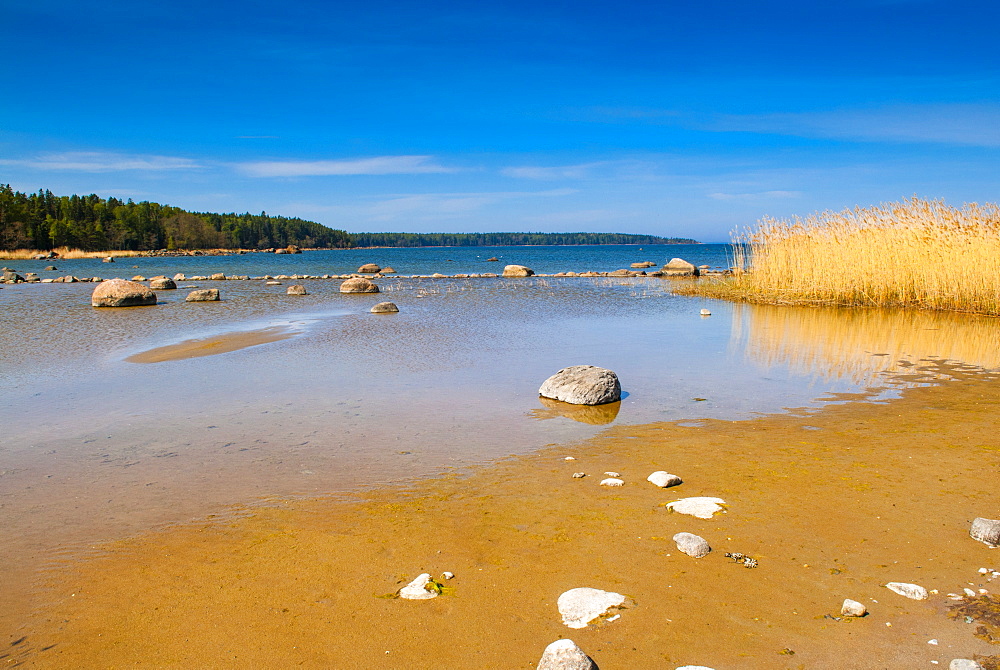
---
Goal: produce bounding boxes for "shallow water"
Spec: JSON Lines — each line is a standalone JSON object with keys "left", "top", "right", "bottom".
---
{"left": 2, "top": 257, "right": 999, "bottom": 628}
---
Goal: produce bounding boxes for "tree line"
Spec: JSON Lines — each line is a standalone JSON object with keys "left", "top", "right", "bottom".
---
{"left": 350, "top": 231, "right": 698, "bottom": 247}
{"left": 0, "top": 185, "right": 698, "bottom": 251}
{"left": 0, "top": 185, "right": 351, "bottom": 251}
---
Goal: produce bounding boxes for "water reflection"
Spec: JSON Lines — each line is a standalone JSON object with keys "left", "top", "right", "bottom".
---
{"left": 732, "top": 303, "right": 1000, "bottom": 385}
{"left": 531, "top": 397, "right": 622, "bottom": 424}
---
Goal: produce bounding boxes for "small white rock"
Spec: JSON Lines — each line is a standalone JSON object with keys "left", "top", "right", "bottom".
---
{"left": 557, "top": 587, "right": 627, "bottom": 629}
{"left": 647, "top": 471, "right": 683, "bottom": 488}
{"left": 676, "top": 666, "right": 716, "bottom": 670}
{"left": 964, "top": 588, "right": 976, "bottom": 597}
{"left": 572, "top": 472, "right": 586, "bottom": 478}
{"left": 928, "top": 639, "right": 938, "bottom": 645}
{"left": 600, "top": 478, "right": 624, "bottom": 487}
{"left": 564, "top": 456, "right": 576, "bottom": 461}
{"left": 673, "top": 532, "right": 711, "bottom": 558}
{"left": 604, "top": 471, "right": 620, "bottom": 477}
{"left": 950, "top": 660, "right": 984, "bottom": 670}
{"left": 699, "top": 309, "right": 711, "bottom": 316}
{"left": 979, "top": 588, "right": 989, "bottom": 594}
{"left": 398, "top": 573, "right": 438, "bottom": 600}
{"left": 665, "top": 497, "right": 727, "bottom": 519}
{"left": 536, "top": 639, "right": 596, "bottom": 670}
{"left": 885, "top": 582, "right": 928, "bottom": 600}
{"left": 979, "top": 568, "right": 990, "bottom": 574}
{"left": 841, "top": 599, "right": 867, "bottom": 617}
{"left": 442, "top": 571, "right": 455, "bottom": 580}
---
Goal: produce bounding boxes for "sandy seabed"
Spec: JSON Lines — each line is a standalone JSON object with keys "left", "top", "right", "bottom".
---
{"left": 6, "top": 363, "right": 1000, "bottom": 669}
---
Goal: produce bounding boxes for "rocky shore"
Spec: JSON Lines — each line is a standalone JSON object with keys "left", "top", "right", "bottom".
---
{"left": 16, "top": 362, "right": 1000, "bottom": 669}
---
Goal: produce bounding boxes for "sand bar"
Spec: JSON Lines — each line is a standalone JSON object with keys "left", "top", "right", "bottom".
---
{"left": 124, "top": 326, "right": 298, "bottom": 363}
{"left": 11, "top": 361, "right": 1000, "bottom": 668}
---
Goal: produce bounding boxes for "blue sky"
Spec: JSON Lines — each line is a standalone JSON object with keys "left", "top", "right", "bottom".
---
{"left": 1, "top": 0, "right": 997, "bottom": 241}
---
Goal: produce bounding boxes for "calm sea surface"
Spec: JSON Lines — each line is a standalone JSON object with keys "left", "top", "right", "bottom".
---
{"left": 2, "top": 243, "right": 998, "bottom": 599}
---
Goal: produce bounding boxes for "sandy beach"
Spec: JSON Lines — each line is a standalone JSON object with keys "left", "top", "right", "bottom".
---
{"left": 7, "top": 360, "right": 999, "bottom": 669}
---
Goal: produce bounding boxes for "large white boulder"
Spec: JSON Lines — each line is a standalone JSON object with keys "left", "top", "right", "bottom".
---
{"left": 539, "top": 366, "right": 621, "bottom": 406}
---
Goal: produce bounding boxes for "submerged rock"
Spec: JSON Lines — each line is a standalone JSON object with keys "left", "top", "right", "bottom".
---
{"left": 536, "top": 639, "right": 596, "bottom": 670}
{"left": 398, "top": 573, "right": 438, "bottom": 600}
{"left": 971, "top": 517, "right": 1000, "bottom": 548}
{"left": 557, "top": 587, "right": 627, "bottom": 629}
{"left": 370, "top": 301, "right": 399, "bottom": 313}
{"left": 502, "top": 264, "right": 534, "bottom": 277}
{"left": 340, "top": 277, "right": 380, "bottom": 293}
{"left": 539, "top": 365, "right": 621, "bottom": 406}
{"left": 673, "top": 532, "right": 711, "bottom": 558}
{"left": 185, "top": 288, "right": 220, "bottom": 302}
{"left": 665, "top": 497, "right": 726, "bottom": 519}
{"left": 647, "top": 471, "right": 682, "bottom": 488}
{"left": 91, "top": 279, "right": 157, "bottom": 307}
{"left": 885, "top": 582, "right": 928, "bottom": 600}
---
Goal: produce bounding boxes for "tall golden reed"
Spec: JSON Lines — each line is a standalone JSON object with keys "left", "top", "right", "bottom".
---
{"left": 696, "top": 197, "right": 1000, "bottom": 315}
{"left": 0, "top": 246, "right": 143, "bottom": 260}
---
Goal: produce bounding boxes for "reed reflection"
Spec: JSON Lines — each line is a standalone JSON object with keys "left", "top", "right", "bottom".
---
{"left": 732, "top": 303, "right": 1000, "bottom": 386}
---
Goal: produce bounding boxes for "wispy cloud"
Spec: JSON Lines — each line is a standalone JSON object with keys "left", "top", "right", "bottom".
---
{"left": 236, "top": 155, "right": 456, "bottom": 177}
{"left": 501, "top": 162, "right": 608, "bottom": 180}
{"left": 710, "top": 104, "right": 1000, "bottom": 147}
{"left": 708, "top": 190, "right": 802, "bottom": 201}
{"left": 0, "top": 151, "right": 202, "bottom": 172}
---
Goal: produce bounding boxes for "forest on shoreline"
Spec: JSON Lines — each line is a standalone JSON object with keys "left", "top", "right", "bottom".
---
{"left": 0, "top": 185, "right": 696, "bottom": 251}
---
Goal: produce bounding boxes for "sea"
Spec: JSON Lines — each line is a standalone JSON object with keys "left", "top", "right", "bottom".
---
{"left": 2, "top": 243, "right": 998, "bottom": 597}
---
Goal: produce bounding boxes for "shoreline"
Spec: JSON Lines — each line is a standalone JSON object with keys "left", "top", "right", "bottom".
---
{"left": 0, "top": 242, "right": 709, "bottom": 261}
{"left": 12, "top": 362, "right": 1000, "bottom": 669}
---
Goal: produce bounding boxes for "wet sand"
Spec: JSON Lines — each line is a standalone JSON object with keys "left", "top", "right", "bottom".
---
{"left": 11, "top": 362, "right": 1000, "bottom": 669}
{"left": 124, "top": 326, "right": 298, "bottom": 363}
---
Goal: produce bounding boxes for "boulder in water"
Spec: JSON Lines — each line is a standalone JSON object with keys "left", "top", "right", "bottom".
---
{"left": 340, "top": 277, "right": 379, "bottom": 293}
{"left": 91, "top": 278, "right": 157, "bottom": 307}
{"left": 539, "top": 365, "right": 621, "bottom": 405}
{"left": 502, "top": 264, "right": 534, "bottom": 277}
{"left": 185, "top": 288, "right": 220, "bottom": 302}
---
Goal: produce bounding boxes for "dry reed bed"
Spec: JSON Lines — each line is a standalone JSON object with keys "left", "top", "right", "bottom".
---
{"left": 684, "top": 197, "right": 1000, "bottom": 315}
{"left": 0, "top": 246, "right": 144, "bottom": 260}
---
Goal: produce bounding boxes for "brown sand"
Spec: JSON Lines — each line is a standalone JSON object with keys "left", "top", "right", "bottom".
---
{"left": 124, "top": 327, "right": 297, "bottom": 363}
{"left": 9, "top": 362, "right": 1000, "bottom": 669}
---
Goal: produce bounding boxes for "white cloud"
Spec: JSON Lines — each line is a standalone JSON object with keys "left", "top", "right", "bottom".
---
{"left": 236, "top": 155, "right": 456, "bottom": 177}
{"left": 501, "top": 162, "right": 608, "bottom": 180}
{"left": 0, "top": 151, "right": 201, "bottom": 172}
{"left": 710, "top": 104, "right": 1000, "bottom": 147}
